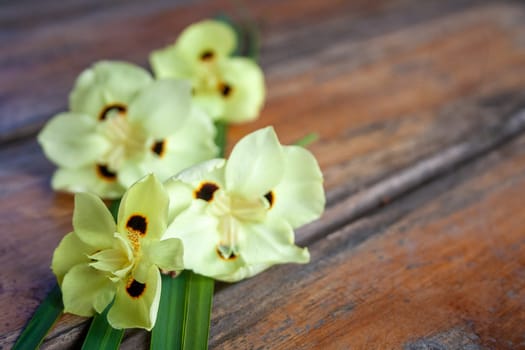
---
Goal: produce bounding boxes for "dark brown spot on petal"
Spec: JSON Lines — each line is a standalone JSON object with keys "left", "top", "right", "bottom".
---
{"left": 264, "top": 191, "right": 275, "bottom": 208}
{"left": 96, "top": 164, "right": 117, "bottom": 182}
{"left": 216, "top": 247, "right": 238, "bottom": 261}
{"left": 194, "top": 182, "right": 219, "bottom": 202}
{"left": 126, "top": 278, "right": 146, "bottom": 298}
{"left": 99, "top": 103, "right": 127, "bottom": 121}
{"left": 126, "top": 214, "right": 148, "bottom": 236}
{"left": 151, "top": 140, "right": 166, "bottom": 157}
{"left": 218, "top": 82, "right": 233, "bottom": 97}
{"left": 200, "top": 50, "right": 215, "bottom": 61}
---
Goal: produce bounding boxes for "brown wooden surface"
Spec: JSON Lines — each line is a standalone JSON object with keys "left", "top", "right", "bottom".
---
{"left": 1, "top": 0, "right": 525, "bottom": 349}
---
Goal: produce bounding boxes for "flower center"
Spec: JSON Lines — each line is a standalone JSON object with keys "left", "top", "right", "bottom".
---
{"left": 99, "top": 113, "right": 148, "bottom": 170}
{"left": 208, "top": 190, "right": 268, "bottom": 258}
{"left": 193, "top": 61, "right": 233, "bottom": 98}
{"left": 196, "top": 66, "right": 221, "bottom": 93}
{"left": 88, "top": 234, "right": 134, "bottom": 281}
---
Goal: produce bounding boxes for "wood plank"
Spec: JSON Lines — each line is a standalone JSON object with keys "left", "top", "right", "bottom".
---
{"left": 208, "top": 125, "right": 525, "bottom": 350}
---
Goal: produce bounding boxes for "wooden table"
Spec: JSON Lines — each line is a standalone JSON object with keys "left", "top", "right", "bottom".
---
{"left": 1, "top": 0, "right": 525, "bottom": 348}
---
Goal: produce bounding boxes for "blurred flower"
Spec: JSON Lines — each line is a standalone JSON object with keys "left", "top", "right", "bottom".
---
{"left": 164, "top": 127, "right": 324, "bottom": 282}
{"left": 52, "top": 174, "right": 183, "bottom": 330}
{"left": 150, "top": 20, "right": 265, "bottom": 123}
{"left": 38, "top": 61, "right": 217, "bottom": 199}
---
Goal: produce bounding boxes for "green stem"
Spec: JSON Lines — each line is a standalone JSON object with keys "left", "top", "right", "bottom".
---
{"left": 12, "top": 284, "right": 63, "bottom": 350}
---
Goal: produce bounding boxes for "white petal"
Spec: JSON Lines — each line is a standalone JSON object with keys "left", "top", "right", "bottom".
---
{"left": 174, "top": 20, "right": 236, "bottom": 62}
{"left": 268, "top": 145, "right": 325, "bottom": 228}
{"left": 226, "top": 127, "right": 285, "bottom": 197}
{"left": 38, "top": 112, "right": 109, "bottom": 168}
{"left": 146, "top": 238, "right": 184, "bottom": 272}
{"left": 192, "top": 93, "right": 224, "bottom": 120}
{"left": 127, "top": 79, "right": 191, "bottom": 139}
{"left": 107, "top": 266, "right": 161, "bottom": 330}
{"left": 117, "top": 174, "right": 169, "bottom": 241}
{"left": 117, "top": 153, "right": 154, "bottom": 189}
{"left": 218, "top": 57, "right": 265, "bottom": 123}
{"left": 161, "top": 105, "right": 218, "bottom": 167}
{"left": 61, "top": 264, "right": 114, "bottom": 317}
{"left": 165, "top": 202, "right": 240, "bottom": 278}
{"left": 69, "top": 61, "right": 153, "bottom": 118}
{"left": 163, "top": 179, "right": 194, "bottom": 223}
{"left": 52, "top": 166, "right": 126, "bottom": 199}
{"left": 123, "top": 105, "right": 218, "bottom": 186}
{"left": 238, "top": 218, "right": 310, "bottom": 266}
{"left": 214, "top": 263, "right": 270, "bottom": 282}
{"left": 175, "top": 158, "right": 226, "bottom": 187}
{"left": 149, "top": 43, "right": 195, "bottom": 79}
{"left": 52, "top": 232, "right": 93, "bottom": 285}
{"left": 73, "top": 192, "right": 116, "bottom": 248}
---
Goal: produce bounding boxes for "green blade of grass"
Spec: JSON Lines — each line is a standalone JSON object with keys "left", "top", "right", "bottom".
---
{"left": 81, "top": 306, "right": 124, "bottom": 350}
{"left": 13, "top": 284, "right": 63, "bottom": 350}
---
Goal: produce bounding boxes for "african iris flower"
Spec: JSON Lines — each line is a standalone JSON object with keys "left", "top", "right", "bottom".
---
{"left": 150, "top": 20, "right": 265, "bottom": 123}
{"left": 164, "top": 127, "right": 325, "bottom": 282}
{"left": 38, "top": 61, "right": 217, "bottom": 198}
{"left": 52, "top": 174, "right": 183, "bottom": 330}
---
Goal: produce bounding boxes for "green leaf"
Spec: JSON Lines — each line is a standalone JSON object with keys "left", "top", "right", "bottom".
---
{"left": 81, "top": 305, "right": 124, "bottom": 350}
{"left": 214, "top": 121, "right": 228, "bottom": 157}
{"left": 181, "top": 272, "right": 215, "bottom": 350}
{"left": 150, "top": 273, "right": 187, "bottom": 349}
{"left": 109, "top": 198, "right": 121, "bottom": 220}
{"left": 294, "top": 132, "right": 319, "bottom": 147}
{"left": 13, "top": 284, "right": 63, "bottom": 350}
{"left": 150, "top": 271, "right": 214, "bottom": 350}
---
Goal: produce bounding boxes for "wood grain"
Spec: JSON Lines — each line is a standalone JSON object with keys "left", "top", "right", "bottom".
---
{"left": 1, "top": 0, "right": 525, "bottom": 349}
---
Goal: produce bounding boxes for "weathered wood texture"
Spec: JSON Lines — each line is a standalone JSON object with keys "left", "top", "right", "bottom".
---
{"left": 209, "top": 130, "right": 525, "bottom": 350}
{"left": 1, "top": 0, "right": 525, "bottom": 349}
